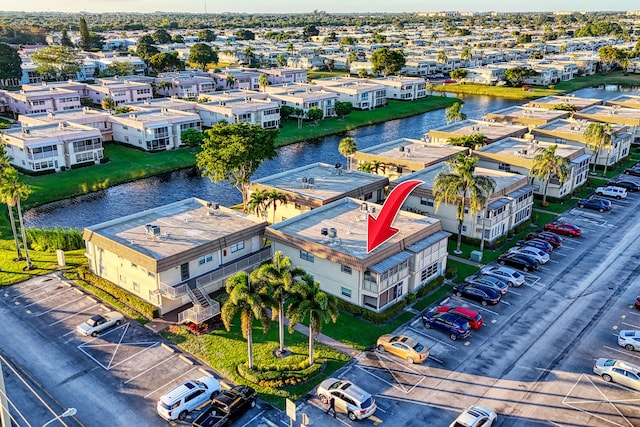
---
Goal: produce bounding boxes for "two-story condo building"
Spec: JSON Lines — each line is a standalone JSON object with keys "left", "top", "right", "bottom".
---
{"left": 18, "top": 108, "right": 113, "bottom": 142}
{"left": 427, "top": 119, "right": 529, "bottom": 145}
{"left": 367, "top": 76, "right": 427, "bottom": 101}
{"left": 353, "top": 138, "right": 469, "bottom": 180}
{"left": 154, "top": 72, "right": 217, "bottom": 98}
{"left": 2, "top": 122, "right": 103, "bottom": 173}
{"left": 316, "top": 77, "right": 386, "bottom": 110}
{"left": 1, "top": 87, "right": 82, "bottom": 116}
{"left": 574, "top": 105, "right": 640, "bottom": 146}
{"left": 531, "top": 119, "right": 631, "bottom": 170}
{"left": 265, "top": 197, "right": 450, "bottom": 312}
{"left": 249, "top": 162, "right": 389, "bottom": 223}
{"left": 392, "top": 165, "right": 534, "bottom": 244}
{"left": 109, "top": 108, "right": 201, "bottom": 151}
{"left": 267, "top": 85, "right": 338, "bottom": 118}
{"left": 196, "top": 97, "right": 280, "bottom": 129}
{"left": 86, "top": 79, "right": 153, "bottom": 106}
{"left": 474, "top": 137, "right": 591, "bottom": 199}
{"left": 83, "top": 198, "right": 271, "bottom": 323}
{"left": 484, "top": 106, "right": 571, "bottom": 129}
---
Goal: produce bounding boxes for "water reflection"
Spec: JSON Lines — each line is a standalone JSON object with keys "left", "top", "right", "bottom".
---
{"left": 24, "top": 89, "right": 635, "bottom": 230}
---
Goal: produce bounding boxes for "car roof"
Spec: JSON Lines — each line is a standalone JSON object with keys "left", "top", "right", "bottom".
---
{"left": 620, "top": 330, "right": 640, "bottom": 338}
{"left": 451, "top": 306, "right": 479, "bottom": 317}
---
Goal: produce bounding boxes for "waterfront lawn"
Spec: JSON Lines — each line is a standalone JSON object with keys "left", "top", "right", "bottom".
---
{"left": 431, "top": 83, "right": 560, "bottom": 100}
{"left": 276, "top": 96, "right": 459, "bottom": 147}
{"left": 308, "top": 70, "right": 350, "bottom": 80}
{"left": 555, "top": 71, "right": 640, "bottom": 93}
{"left": 22, "top": 144, "right": 198, "bottom": 208}
{"left": 163, "top": 317, "right": 351, "bottom": 409}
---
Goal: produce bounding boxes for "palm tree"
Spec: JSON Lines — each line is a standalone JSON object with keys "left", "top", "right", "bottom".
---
{"left": 357, "top": 161, "right": 373, "bottom": 173}
{"left": 371, "top": 160, "right": 386, "bottom": 175}
{"left": 251, "top": 251, "right": 306, "bottom": 355}
{"left": 529, "top": 145, "right": 570, "bottom": 206}
{"left": 0, "top": 142, "right": 23, "bottom": 260}
{"left": 225, "top": 75, "right": 236, "bottom": 88}
{"left": 221, "top": 271, "right": 272, "bottom": 370}
{"left": 0, "top": 168, "right": 33, "bottom": 268}
{"left": 101, "top": 97, "right": 115, "bottom": 111}
{"left": 264, "top": 189, "right": 287, "bottom": 224}
{"left": 243, "top": 46, "right": 254, "bottom": 65}
{"left": 247, "top": 188, "right": 268, "bottom": 219}
{"left": 258, "top": 73, "right": 270, "bottom": 92}
{"left": 445, "top": 102, "right": 467, "bottom": 123}
{"left": 437, "top": 49, "right": 448, "bottom": 66}
{"left": 583, "top": 122, "right": 613, "bottom": 174}
{"left": 338, "top": 137, "right": 357, "bottom": 170}
{"left": 433, "top": 154, "right": 496, "bottom": 254}
{"left": 286, "top": 274, "right": 339, "bottom": 366}
{"left": 460, "top": 47, "right": 473, "bottom": 62}
{"left": 286, "top": 42, "right": 295, "bottom": 55}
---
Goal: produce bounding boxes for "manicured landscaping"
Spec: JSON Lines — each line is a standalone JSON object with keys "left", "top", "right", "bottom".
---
{"left": 162, "top": 317, "right": 351, "bottom": 409}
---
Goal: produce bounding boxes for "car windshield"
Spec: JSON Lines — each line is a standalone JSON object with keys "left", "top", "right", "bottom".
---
{"left": 413, "top": 342, "right": 425, "bottom": 352}
{"left": 604, "top": 359, "right": 616, "bottom": 367}
{"left": 86, "top": 315, "right": 103, "bottom": 327}
{"left": 361, "top": 397, "right": 373, "bottom": 408}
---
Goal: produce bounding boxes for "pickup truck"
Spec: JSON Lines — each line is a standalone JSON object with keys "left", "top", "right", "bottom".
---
{"left": 192, "top": 385, "right": 256, "bottom": 427}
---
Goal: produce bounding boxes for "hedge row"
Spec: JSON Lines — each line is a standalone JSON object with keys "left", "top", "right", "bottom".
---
{"left": 26, "top": 227, "right": 85, "bottom": 252}
{"left": 77, "top": 266, "right": 159, "bottom": 319}
{"left": 237, "top": 360, "right": 324, "bottom": 388}
{"left": 64, "top": 271, "right": 148, "bottom": 324}
{"left": 416, "top": 276, "right": 445, "bottom": 298}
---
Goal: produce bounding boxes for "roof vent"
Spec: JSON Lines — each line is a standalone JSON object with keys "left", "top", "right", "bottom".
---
{"left": 328, "top": 228, "right": 337, "bottom": 238}
{"left": 321, "top": 227, "right": 329, "bottom": 236}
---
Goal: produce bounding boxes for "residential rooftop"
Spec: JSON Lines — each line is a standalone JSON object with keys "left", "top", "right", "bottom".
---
{"left": 527, "top": 95, "right": 602, "bottom": 110}
{"left": 533, "top": 119, "right": 627, "bottom": 138}
{"left": 484, "top": 106, "right": 571, "bottom": 124}
{"left": 427, "top": 119, "right": 528, "bottom": 143}
{"left": 575, "top": 105, "right": 640, "bottom": 125}
{"left": 475, "top": 137, "right": 587, "bottom": 161}
{"left": 356, "top": 138, "right": 468, "bottom": 166}
{"left": 606, "top": 94, "right": 640, "bottom": 109}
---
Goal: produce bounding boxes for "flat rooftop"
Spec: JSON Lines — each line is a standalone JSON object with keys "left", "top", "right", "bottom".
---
{"left": 131, "top": 98, "right": 198, "bottom": 112}
{"left": 85, "top": 198, "right": 266, "bottom": 261}
{"left": 606, "top": 94, "right": 640, "bottom": 108}
{"left": 357, "top": 138, "right": 468, "bottom": 165}
{"left": 6, "top": 123, "right": 99, "bottom": 142}
{"left": 485, "top": 106, "right": 570, "bottom": 123}
{"left": 267, "top": 197, "right": 440, "bottom": 259}
{"left": 19, "top": 108, "right": 109, "bottom": 124}
{"left": 528, "top": 95, "right": 602, "bottom": 110}
{"left": 575, "top": 105, "right": 640, "bottom": 124}
{"left": 428, "top": 119, "right": 528, "bottom": 142}
{"left": 475, "top": 137, "right": 585, "bottom": 160}
{"left": 252, "top": 163, "right": 387, "bottom": 202}
{"left": 112, "top": 109, "right": 199, "bottom": 125}
{"left": 533, "top": 119, "right": 627, "bottom": 138}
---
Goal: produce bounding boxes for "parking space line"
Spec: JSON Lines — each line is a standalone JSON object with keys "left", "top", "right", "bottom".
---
{"left": 125, "top": 354, "right": 179, "bottom": 384}
{"left": 35, "top": 295, "right": 88, "bottom": 317}
{"left": 621, "top": 321, "right": 640, "bottom": 329}
{"left": 500, "top": 300, "right": 512, "bottom": 306}
{"left": 108, "top": 342, "right": 161, "bottom": 370}
{"left": 49, "top": 302, "right": 102, "bottom": 326}
{"left": 561, "top": 244, "right": 577, "bottom": 250}
{"left": 603, "top": 345, "right": 640, "bottom": 361}
{"left": 407, "top": 326, "right": 457, "bottom": 349}
{"left": 143, "top": 366, "right": 200, "bottom": 398}
{"left": 449, "top": 296, "right": 498, "bottom": 315}
{"left": 10, "top": 282, "right": 60, "bottom": 300}
{"left": 23, "top": 287, "right": 75, "bottom": 308}
{"left": 240, "top": 410, "right": 265, "bottom": 427}
{"left": 304, "top": 401, "right": 352, "bottom": 426}
{"left": 508, "top": 289, "right": 522, "bottom": 296}
{"left": 548, "top": 259, "right": 560, "bottom": 263}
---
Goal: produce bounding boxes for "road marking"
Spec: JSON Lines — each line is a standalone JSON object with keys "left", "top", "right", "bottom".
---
{"left": 35, "top": 295, "right": 88, "bottom": 317}
{"left": 603, "top": 345, "right": 640, "bottom": 361}
{"left": 143, "top": 366, "right": 200, "bottom": 398}
{"left": 125, "top": 354, "right": 178, "bottom": 384}
{"left": 303, "top": 401, "right": 352, "bottom": 426}
{"left": 508, "top": 289, "right": 522, "bottom": 296}
{"left": 621, "top": 321, "right": 640, "bottom": 329}
{"left": 49, "top": 302, "right": 101, "bottom": 326}
{"left": 24, "top": 287, "right": 74, "bottom": 308}
{"left": 449, "top": 296, "right": 499, "bottom": 315}
{"left": 500, "top": 300, "right": 512, "bottom": 306}
{"left": 240, "top": 410, "right": 265, "bottom": 427}
{"left": 407, "top": 326, "right": 456, "bottom": 349}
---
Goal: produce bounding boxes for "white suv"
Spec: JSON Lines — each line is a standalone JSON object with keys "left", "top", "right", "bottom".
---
{"left": 595, "top": 186, "right": 627, "bottom": 199}
{"left": 156, "top": 376, "right": 220, "bottom": 421}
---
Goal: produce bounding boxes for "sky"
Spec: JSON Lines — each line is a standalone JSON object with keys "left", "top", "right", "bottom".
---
{"left": 3, "top": 0, "right": 635, "bottom": 14}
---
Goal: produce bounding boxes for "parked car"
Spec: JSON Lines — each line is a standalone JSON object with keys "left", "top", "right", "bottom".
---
{"left": 593, "top": 358, "right": 640, "bottom": 391}
{"left": 578, "top": 197, "right": 612, "bottom": 212}
{"left": 435, "top": 306, "right": 483, "bottom": 330}
{"left": 422, "top": 310, "right": 471, "bottom": 340}
{"left": 376, "top": 335, "right": 429, "bottom": 364}
{"left": 507, "top": 246, "right": 550, "bottom": 264}
{"left": 497, "top": 253, "right": 539, "bottom": 272}
{"left": 316, "top": 379, "right": 377, "bottom": 421}
{"left": 157, "top": 376, "right": 221, "bottom": 421}
{"left": 635, "top": 296, "right": 640, "bottom": 310}
{"left": 464, "top": 274, "right": 509, "bottom": 294}
{"left": 192, "top": 385, "right": 256, "bottom": 427}
{"left": 480, "top": 266, "right": 525, "bottom": 287}
{"left": 624, "top": 167, "right": 640, "bottom": 177}
{"left": 618, "top": 331, "right": 640, "bottom": 352}
{"left": 595, "top": 186, "right": 627, "bottom": 199}
{"left": 76, "top": 311, "right": 124, "bottom": 337}
{"left": 543, "top": 222, "right": 582, "bottom": 238}
{"left": 449, "top": 405, "right": 497, "bottom": 427}
{"left": 526, "top": 231, "right": 563, "bottom": 248}
{"left": 516, "top": 238, "right": 553, "bottom": 253}
{"left": 608, "top": 179, "right": 640, "bottom": 192}
{"left": 453, "top": 283, "right": 501, "bottom": 306}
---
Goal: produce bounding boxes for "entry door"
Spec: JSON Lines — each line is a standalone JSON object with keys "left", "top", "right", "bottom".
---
{"left": 180, "top": 263, "right": 189, "bottom": 281}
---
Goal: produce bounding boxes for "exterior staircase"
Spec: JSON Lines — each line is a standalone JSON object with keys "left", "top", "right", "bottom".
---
{"left": 177, "top": 284, "right": 220, "bottom": 324}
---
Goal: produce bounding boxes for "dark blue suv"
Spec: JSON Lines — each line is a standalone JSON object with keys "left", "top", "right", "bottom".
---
{"left": 578, "top": 197, "right": 612, "bottom": 212}
{"left": 421, "top": 310, "right": 471, "bottom": 340}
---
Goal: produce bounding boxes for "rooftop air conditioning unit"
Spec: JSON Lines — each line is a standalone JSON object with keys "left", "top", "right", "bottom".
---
{"left": 308, "top": 177, "right": 315, "bottom": 185}
{"left": 321, "top": 228, "right": 329, "bottom": 236}
{"left": 360, "top": 203, "right": 368, "bottom": 212}
{"left": 399, "top": 146, "right": 405, "bottom": 152}
{"left": 328, "top": 228, "right": 337, "bottom": 238}
{"left": 368, "top": 205, "right": 376, "bottom": 214}
{"left": 302, "top": 176, "right": 308, "bottom": 183}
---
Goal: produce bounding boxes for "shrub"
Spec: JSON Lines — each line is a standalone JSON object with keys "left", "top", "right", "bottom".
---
{"left": 77, "top": 266, "right": 159, "bottom": 318}
{"left": 416, "top": 276, "right": 445, "bottom": 298}
{"left": 445, "top": 265, "right": 457, "bottom": 279}
{"left": 335, "top": 297, "right": 407, "bottom": 324}
{"left": 26, "top": 227, "right": 85, "bottom": 252}
{"left": 237, "top": 360, "right": 324, "bottom": 388}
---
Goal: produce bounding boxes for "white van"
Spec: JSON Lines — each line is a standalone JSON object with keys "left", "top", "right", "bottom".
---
{"left": 156, "top": 376, "right": 221, "bottom": 421}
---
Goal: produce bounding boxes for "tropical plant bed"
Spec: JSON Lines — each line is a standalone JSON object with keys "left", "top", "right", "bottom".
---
{"left": 162, "top": 317, "right": 350, "bottom": 409}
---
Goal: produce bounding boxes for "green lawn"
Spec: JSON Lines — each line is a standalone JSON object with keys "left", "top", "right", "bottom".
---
{"left": 276, "top": 96, "right": 459, "bottom": 146}
{"left": 163, "top": 318, "right": 351, "bottom": 409}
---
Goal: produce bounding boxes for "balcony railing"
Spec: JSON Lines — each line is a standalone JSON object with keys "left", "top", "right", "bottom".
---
{"left": 177, "top": 301, "right": 220, "bottom": 324}
{"left": 362, "top": 267, "right": 408, "bottom": 294}
{"left": 196, "top": 247, "right": 272, "bottom": 288}
{"left": 159, "top": 281, "right": 188, "bottom": 299}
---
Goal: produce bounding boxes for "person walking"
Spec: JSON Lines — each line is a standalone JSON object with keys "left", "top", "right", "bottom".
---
{"left": 326, "top": 396, "right": 336, "bottom": 417}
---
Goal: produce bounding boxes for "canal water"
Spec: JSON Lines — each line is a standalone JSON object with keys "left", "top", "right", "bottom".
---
{"left": 24, "top": 87, "right": 634, "bottom": 229}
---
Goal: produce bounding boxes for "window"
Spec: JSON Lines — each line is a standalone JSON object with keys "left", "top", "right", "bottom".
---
{"left": 180, "top": 263, "right": 189, "bottom": 281}
{"left": 300, "top": 250, "right": 314, "bottom": 262}
{"left": 231, "top": 241, "right": 244, "bottom": 253}
{"left": 420, "top": 263, "right": 439, "bottom": 281}
{"left": 133, "top": 282, "right": 140, "bottom": 293}
{"left": 341, "top": 265, "right": 352, "bottom": 274}
{"left": 420, "top": 197, "right": 434, "bottom": 207}
{"left": 198, "top": 253, "right": 213, "bottom": 265}
{"left": 148, "top": 271, "right": 156, "bottom": 278}
{"left": 341, "top": 287, "right": 352, "bottom": 298}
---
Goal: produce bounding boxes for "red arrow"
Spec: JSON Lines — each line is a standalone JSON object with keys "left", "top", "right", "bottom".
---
{"left": 367, "top": 180, "right": 423, "bottom": 253}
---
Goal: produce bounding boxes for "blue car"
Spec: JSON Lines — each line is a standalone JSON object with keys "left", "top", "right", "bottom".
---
{"left": 453, "top": 283, "right": 501, "bottom": 306}
{"left": 421, "top": 310, "right": 471, "bottom": 340}
{"left": 578, "top": 197, "right": 612, "bottom": 212}
{"left": 516, "top": 238, "right": 553, "bottom": 253}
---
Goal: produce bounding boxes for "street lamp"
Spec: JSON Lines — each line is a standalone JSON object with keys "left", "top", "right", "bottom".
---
{"left": 42, "top": 408, "right": 77, "bottom": 427}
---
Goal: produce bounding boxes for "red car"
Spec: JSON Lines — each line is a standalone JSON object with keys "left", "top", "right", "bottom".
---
{"left": 544, "top": 222, "right": 582, "bottom": 237}
{"left": 435, "top": 306, "right": 483, "bottom": 330}
{"left": 635, "top": 296, "right": 640, "bottom": 310}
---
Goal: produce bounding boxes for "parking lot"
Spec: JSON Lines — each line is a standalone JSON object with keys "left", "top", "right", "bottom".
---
{"left": 298, "top": 181, "right": 640, "bottom": 426}
{"left": 0, "top": 274, "right": 270, "bottom": 426}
